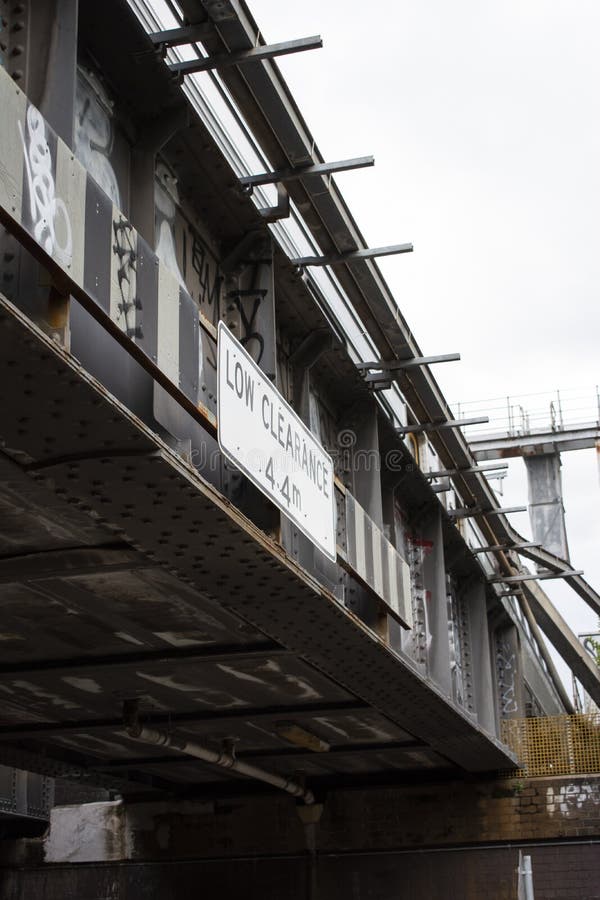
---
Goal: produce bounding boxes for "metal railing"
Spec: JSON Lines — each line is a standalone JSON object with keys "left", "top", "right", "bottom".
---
{"left": 454, "top": 386, "right": 600, "bottom": 438}
{"left": 502, "top": 713, "right": 600, "bottom": 777}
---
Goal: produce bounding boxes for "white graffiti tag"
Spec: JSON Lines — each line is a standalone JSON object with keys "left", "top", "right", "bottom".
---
{"left": 546, "top": 781, "right": 600, "bottom": 817}
{"left": 18, "top": 106, "right": 72, "bottom": 267}
{"left": 496, "top": 639, "right": 518, "bottom": 715}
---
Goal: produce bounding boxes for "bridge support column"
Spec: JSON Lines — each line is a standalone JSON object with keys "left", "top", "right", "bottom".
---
{"left": 523, "top": 452, "right": 570, "bottom": 562}
{"left": 422, "top": 509, "right": 452, "bottom": 697}
{"left": 462, "top": 579, "right": 496, "bottom": 733}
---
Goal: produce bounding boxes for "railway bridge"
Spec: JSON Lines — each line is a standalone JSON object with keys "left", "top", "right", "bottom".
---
{"left": 0, "top": 1, "right": 599, "bottom": 897}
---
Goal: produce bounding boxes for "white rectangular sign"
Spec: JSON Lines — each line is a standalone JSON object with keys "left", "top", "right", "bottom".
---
{"left": 217, "top": 322, "right": 336, "bottom": 560}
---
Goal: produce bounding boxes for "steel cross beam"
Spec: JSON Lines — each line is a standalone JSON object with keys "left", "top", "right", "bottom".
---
{"left": 395, "top": 416, "right": 489, "bottom": 435}
{"left": 0, "top": 641, "right": 289, "bottom": 678}
{"left": 357, "top": 353, "right": 461, "bottom": 372}
{"left": 240, "top": 156, "right": 375, "bottom": 188}
{"left": 0, "top": 545, "right": 154, "bottom": 584}
{"left": 447, "top": 506, "right": 527, "bottom": 519}
{"left": 169, "top": 36, "right": 323, "bottom": 78}
{"left": 424, "top": 463, "right": 509, "bottom": 478}
{"left": 470, "top": 423, "right": 600, "bottom": 460}
{"left": 0, "top": 700, "right": 370, "bottom": 742}
{"left": 489, "top": 570, "right": 584, "bottom": 584}
{"left": 149, "top": 23, "right": 213, "bottom": 48}
{"left": 293, "top": 243, "right": 413, "bottom": 266}
{"left": 0, "top": 743, "right": 158, "bottom": 795}
{"left": 471, "top": 541, "right": 541, "bottom": 554}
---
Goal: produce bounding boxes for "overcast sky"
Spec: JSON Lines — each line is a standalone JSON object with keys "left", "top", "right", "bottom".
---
{"left": 251, "top": 0, "right": 600, "bottom": 690}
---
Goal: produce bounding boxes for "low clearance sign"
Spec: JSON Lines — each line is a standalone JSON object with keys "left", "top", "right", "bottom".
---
{"left": 217, "top": 323, "right": 336, "bottom": 560}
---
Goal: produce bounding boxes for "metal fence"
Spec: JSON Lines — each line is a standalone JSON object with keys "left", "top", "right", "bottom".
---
{"left": 453, "top": 385, "right": 600, "bottom": 438}
{"left": 501, "top": 713, "right": 600, "bottom": 777}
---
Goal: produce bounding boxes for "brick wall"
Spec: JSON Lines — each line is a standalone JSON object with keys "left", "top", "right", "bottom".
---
{"left": 2, "top": 845, "right": 599, "bottom": 900}
{"left": 95, "top": 774, "right": 598, "bottom": 860}
{"left": 2, "top": 774, "right": 599, "bottom": 900}
{"left": 319, "top": 775, "right": 600, "bottom": 850}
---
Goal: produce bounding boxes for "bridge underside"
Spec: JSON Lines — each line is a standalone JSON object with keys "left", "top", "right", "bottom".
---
{"left": 0, "top": 294, "right": 514, "bottom": 799}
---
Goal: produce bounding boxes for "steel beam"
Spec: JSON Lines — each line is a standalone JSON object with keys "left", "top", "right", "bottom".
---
{"left": 240, "top": 156, "right": 374, "bottom": 188}
{"left": 169, "top": 36, "right": 323, "bottom": 78}
{"left": 0, "top": 545, "right": 152, "bottom": 584}
{"left": 149, "top": 23, "right": 213, "bottom": 48}
{"left": 357, "top": 353, "right": 461, "bottom": 372}
{"left": 424, "top": 463, "right": 509, "bottom": 479}
{"left": 517, "top": 594, "right": 575, "bottom": 714}
{"left": 220, "top": 229, "right": 268, "bottom": 274}
{"left": 447, "top": 506, "right": 527, "bottom": 519}
{"left": 0, "top": 641, "right": 288, "bottom": 678}
{"left": 471, "top": 542, "right": 541, "bottom": 555}
{"left": 521, "top": 578, "right": 600, "bottom": 706}
{"left": 367, "top": 379, "right": 392, "bottom": 392}
{"left": 0, "top": 744, "right": 153, "bottom": 795}
{"left": 396, "top": 416, "right": 489, "bottom": 436}
{"left": 470, "top": 423, "right": 600, "bottom": 460}
{"left": 289, "top": 329, "right": 335, "bottom": 368}
{"left": 293, "top": 243, "right": 413, "bottom": 267}
{"left": 257, "top": 182, "right": 290, "bottom": 222}
{"left": 0, "top": 700, "right": 370, "bottom": 742}
{"left": 489, "top": 570, "right": 584, "bottom": 584}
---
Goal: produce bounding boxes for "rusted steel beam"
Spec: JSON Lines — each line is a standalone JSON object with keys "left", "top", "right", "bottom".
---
{"left": 0, "top": 700, "right": 370, "bottom": 742}
{"left": 0, "top": 641, "right": 288, "bottom": 678}
{"left": 0, "top": 545, "right": 152, "bottom": 584}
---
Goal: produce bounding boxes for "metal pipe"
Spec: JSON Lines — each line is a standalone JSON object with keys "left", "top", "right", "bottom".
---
{"left": 126, "top": 722, "right": 315, "bottom": 805}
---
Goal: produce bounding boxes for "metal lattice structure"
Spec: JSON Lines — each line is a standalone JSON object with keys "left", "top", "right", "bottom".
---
{"left": 502, "top": 713, "right": 600, "bottom": 777}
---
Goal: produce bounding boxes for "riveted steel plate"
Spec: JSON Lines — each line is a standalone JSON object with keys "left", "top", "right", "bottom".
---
{"left": 0, "top": 295, "right": 517, "bottom": 779}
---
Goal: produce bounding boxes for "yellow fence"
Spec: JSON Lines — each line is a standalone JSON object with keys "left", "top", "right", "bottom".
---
{"left": 501, "top": 713, "right": 600, "bottom": 777}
